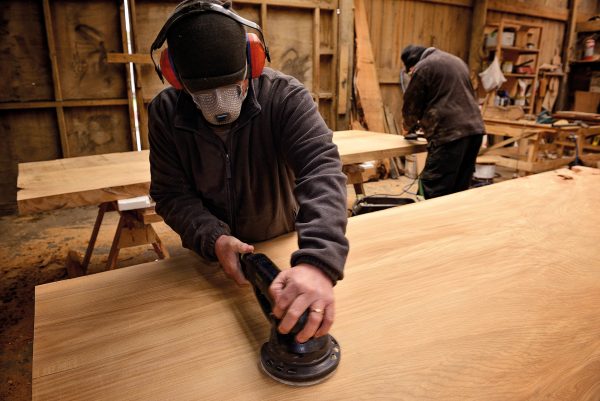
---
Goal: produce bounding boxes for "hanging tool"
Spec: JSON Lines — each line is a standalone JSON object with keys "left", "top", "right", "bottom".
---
{"left": 514, "top": 59, "right": 534, "bottom": 74}
{"left": 240, "top": 253, "right": 341, "bottom": 386}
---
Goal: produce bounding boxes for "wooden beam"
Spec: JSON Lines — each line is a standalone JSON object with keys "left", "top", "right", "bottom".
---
{"left": 488, "top": 0, "right": 568, "bottom": 22}
{"left": 416, "top": 0, "right": 472, "bottom": 8}
{"left": 336, "top": 0, "right": 354, "bottom": 128}
{"left": 260, "top": 2, "right": 268, "bottom": 37}
{"left": 576, "top": 20, "right": 600, "bottom": 33}
{"left": 0, "top": 99, "right": 130, "bottom": 110}
{"left": 107, "top": 53, "right": 152, "bottom": 65}
{"left": 331, "top": 4, "right": 339, "bottom": 128}
{"left": 468, "top": 0, "right": 488, "bottom": 90}
{"left": 556, "top": 0, "right": 579, "bottom": 111}
{"left": 129, "top": 0, "right": 150, "bottom": 150}
{"left": 229, "top": 0, "right": 337, "bottom": 10}
{"left": 353, "top": 0, "right": 387, "bottom": 133}
{"left": 42, "top": 0, "right": 70, "bottom": 158}
{"left": 118, "top": 5, "right": 138, "bottom": 151}
{"left": 313, "top": 8, "right": 320, "bottom": 108}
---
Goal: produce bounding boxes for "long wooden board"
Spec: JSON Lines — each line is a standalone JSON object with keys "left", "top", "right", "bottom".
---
{"left": 32, "top": 167, "right": 600, "bottom": 400}
{"left": 17, "top": 130, "right": 426, "bottom": 214}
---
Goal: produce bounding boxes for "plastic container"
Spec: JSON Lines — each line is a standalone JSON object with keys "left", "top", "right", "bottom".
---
{"left": 485, "top": 29, "right": 516, "bottom": 48}
{"left": 474, "top": 163, "right": 496, "bottom": 179}
{"left": 584, "top": 37, "right": 595, "bottom": 61}
{"left": 404, "top": 155, "right": 418, "bottom": 179}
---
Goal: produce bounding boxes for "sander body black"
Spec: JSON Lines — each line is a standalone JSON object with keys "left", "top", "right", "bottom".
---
{"left": 240, "top": 253, "right": 341, "bottom": 386}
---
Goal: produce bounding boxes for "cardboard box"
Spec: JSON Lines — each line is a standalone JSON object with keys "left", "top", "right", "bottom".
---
{"left": 574, "top": 91, "right": 600, "bottom": 113}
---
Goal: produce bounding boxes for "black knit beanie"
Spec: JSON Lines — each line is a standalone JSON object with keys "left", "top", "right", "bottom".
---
{"left": 401, "top": 45, "right": 427, "bottom": 70}
{"left": 167, "top": 0, "right": 247, "bottom": 91}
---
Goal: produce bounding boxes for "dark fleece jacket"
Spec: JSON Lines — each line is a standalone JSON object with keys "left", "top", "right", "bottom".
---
{"left": 402, "top": 47, "right": 485, "bottom": 146}
{"left": 148, "top": 67, "right": 349, "bottom": 282}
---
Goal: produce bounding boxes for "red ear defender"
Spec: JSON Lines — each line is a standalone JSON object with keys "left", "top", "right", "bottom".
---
{"left": 247, "top": 32, "right": 266, "bottom": 78}
{"left": 159, "top": 48, "right": 183, "bottom": 90}
{"left": 158, "top": 33, "right": 266, "bottom": 89}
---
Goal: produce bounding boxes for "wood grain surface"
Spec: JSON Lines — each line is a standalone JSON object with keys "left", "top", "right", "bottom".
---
{"left": 33, "top": 167, "right": 600, "bottom": 400}
{"left": 17, "top": 130, "right": 426, "bottom": 214}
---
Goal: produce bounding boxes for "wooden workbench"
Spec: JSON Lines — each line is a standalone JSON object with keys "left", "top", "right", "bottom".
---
{"left": 17, "top": 130, "right": 426, "bottom": 214}
{"left": 33, "top": 167, "right": 600, "bottom": 400}
{"left": 481, "top": 118, "right": 600, "bottom": 173}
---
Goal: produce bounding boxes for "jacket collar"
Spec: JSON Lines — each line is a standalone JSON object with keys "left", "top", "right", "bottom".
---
{"left": 173, "top": 78, "right": 262, "bottom": 133}
{"left": 419, "top": 47, "right": 437, "bottom": 62}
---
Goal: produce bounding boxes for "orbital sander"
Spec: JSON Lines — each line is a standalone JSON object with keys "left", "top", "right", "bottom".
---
{"left": 240, "top": 253, "right": 341, "bottom": 386}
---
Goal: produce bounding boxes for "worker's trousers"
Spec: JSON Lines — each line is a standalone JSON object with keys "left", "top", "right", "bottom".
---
{"left": 419, "top": 134, "right": 483, "bottom": 199}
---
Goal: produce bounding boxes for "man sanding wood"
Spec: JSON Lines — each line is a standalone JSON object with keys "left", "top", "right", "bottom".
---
{"left": 401, "top": 45, "right": 485, "bottom": 199}
{"left": 148, "top": 0, "right": 349, "bottom": 343}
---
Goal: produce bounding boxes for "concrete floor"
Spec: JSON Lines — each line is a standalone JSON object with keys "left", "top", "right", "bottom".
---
{"left": 0, "top": 172, "right": 510, "bottom": 400}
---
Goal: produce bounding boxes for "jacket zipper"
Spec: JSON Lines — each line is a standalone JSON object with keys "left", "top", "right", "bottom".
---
{"left": 225, "top": 152, "right": 237, "bottom": 234}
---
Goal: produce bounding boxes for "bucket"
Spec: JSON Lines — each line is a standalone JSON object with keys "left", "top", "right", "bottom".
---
{"left": 584, "top": 37, "right": 595, "bottom": 60}
{"left": 405, "top": 155, "right": 418, "bottom": 179}
{"left": 474, "top": 162, "right": 496, "bottom": 180}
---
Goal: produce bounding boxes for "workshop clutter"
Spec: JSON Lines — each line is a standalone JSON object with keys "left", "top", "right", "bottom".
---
{"left": 485, "top": 28, "right": 516, "bottom": 48}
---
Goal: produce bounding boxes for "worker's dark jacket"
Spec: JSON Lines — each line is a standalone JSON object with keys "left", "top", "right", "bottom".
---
{"left": 402, "top": 48, "right": 485, "bottom": 146}
{"left": 148, "top": 68, "right": 349, "bottom": 282}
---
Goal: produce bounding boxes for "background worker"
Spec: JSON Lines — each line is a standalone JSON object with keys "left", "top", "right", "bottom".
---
{"left": 148, "top": 0, "right": 349, "bottom": 343}
{"left": 401, "top": 45, "right": 485, "bottom": 199}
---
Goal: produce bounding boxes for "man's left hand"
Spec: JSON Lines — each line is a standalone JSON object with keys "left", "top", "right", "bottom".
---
{"left": 269, "top": 264, "right": 334, "bottom": 343}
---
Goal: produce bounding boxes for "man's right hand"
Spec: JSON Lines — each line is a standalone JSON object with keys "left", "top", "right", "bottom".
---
{"left": 214, "top": 235, "right": 254, "bottom": 286}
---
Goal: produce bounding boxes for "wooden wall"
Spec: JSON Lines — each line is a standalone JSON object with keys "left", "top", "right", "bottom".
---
{"left": 0, "top": 0, "right": 130, "bottom": 214}
{"left": 130, "top": 0, "right": 339, "bottom": 149}
{"left": 365, "top": 0, "right": 473, "bottom": 129}
{"left": 364, "top": 0, "right": 599, "bottom": 130}
{"left": 0, "top": 0, "right": 342, "bottom": 214}
{"left": 1, "top": 0, "right": 596, "bottom": 214}
{"left": 577, "top": 0, "right": 599, "bottom": 22}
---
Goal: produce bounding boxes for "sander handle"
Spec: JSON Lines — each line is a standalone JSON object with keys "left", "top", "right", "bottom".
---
{"left": 240, "top": 253, "right": 309, "bottom": 335}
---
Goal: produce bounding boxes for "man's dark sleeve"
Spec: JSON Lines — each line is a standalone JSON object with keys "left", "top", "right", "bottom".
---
{"left": 148, "top": 93, "right": 230, "bottom": 261}
{"left": 402, "top": 71, "right": 429, "bottom": 132}
{"left": 277, "top": 83, "right": 349, "bottom": 283}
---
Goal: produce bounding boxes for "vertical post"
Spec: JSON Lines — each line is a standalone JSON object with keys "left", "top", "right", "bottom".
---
{"left": 260, "top": 1, "right": 268, "bottom": 37}
{"left": 331, "top": 3, "right": 339, "bottom": 129}
{"left": 556, "top": 0, "right": 579, "bottom": 111}
{"left": 128, "top": 0, "right": 149, "bottom": 150}
{"left": 313, "top": 8, "right": 321, "bottom": 108}
{"left": 468, "top": 0, "right": 489, "bottom": 90}
{"left": 529, "top": 25, "right": 543, "bottom": 114}
{"left": 354, "top": 0, "right": 387, "bottom": 133}
{"left": 119, "top": 1, "right": 138, "bottom": 151}
{"left": 42, "top": 0, "right": 70, "bottom": 157}
{"left": 337, "top": 0, "right": 354, "bottom": 130}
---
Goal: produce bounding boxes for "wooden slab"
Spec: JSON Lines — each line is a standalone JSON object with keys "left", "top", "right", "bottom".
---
{"left": 334, "top": 130, "right": 427, "bottom": 164}
{"left": 17, "top": 131, "right": 426, "bottom": 214}
{"left": 17, "top": 151, "right": 151, "bottom": 214}
{"left": 33, "top": 167, "right": 600, "bottom": 400}
{"left": 484, "top": 117, "right": 581, "bottom": 136}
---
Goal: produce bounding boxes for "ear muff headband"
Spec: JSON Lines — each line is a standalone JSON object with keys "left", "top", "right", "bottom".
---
{"left": 151, "top": 1, "right": 271, "bottom": 84}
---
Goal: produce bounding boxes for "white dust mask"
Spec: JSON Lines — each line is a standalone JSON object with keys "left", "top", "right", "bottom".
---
{"left": 191, "top": 82, "right": 248, "bottom": 125}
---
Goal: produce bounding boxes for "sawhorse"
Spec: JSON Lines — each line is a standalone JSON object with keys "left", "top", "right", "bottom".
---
{"left": 66, "top": 201, "right": 169, "bottom": 277}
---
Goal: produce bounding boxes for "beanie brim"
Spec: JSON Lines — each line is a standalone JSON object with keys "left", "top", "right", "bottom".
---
{"left": 181, "top": 65, "right": 246, "bottom": 92}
